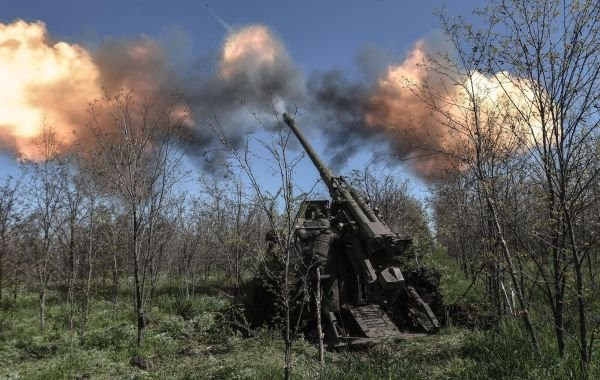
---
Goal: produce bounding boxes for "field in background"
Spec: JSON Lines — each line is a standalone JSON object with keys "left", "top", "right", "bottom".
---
{"left": 0, "top": 252, "right": 596, "bottom": 379}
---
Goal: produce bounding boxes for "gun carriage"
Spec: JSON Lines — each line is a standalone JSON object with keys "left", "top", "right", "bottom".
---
{"left": 283, "top": 113, "right": 441, "bottom": 347}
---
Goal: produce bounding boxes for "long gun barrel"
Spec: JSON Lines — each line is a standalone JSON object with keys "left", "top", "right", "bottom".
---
{"left": 283, "top": 113, "right": 377, "bottom": 233}
{"left": 282, "top": 113, "right": 336, "bottom": 193}
{"left": 283, "top": 113, "right": 401, "bottom": 284}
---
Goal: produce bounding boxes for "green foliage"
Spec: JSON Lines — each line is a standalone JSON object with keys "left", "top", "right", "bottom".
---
{"left": 321, "top": 331, "right": 469, "bottom": 379}
{"left": 82, "top": 323, "right": 136, "bottom": 350}
{"left": 156, "top": 293, "right": 227, "bottom": 320}
{"left": 429, "top": 248, "right": 486, "bottom": 305}
{"left": 158, "top": 315, "right": 193, "bottom": 339}
{"left": 1, "top": 267, "right": 598, "bottom": 379}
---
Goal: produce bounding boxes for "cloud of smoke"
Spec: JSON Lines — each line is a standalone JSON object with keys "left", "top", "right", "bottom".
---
{"left": 184, "top": 24, "right": 304, "bottom": 128}
{"left": 0, "top": 19, "right": 538, "bottom": 180}
{"left": 307, "top": 69, "right": 380, "bottom": 169}
{"left": 309, "top": 39, "right": 542, "bottom": 180}
{"left": 306, "top": 40, "right": 453, "bottom": 178}
{"left": 94, "top": 37, "right": 173, "bottom": 97}
{"left": 0, "top": 20, "right": 304, "bottom": 168}
{"left": 364, "top": 40, "right": 457, "bottom": 179}
{"left": 178, "top": 24, "right": 306, "bottom": 171}
{"left": 0, "top": 20, "right": 101, "bottom": 158}
{"left": 0, "top": 20, "right": 185, "bottom": 160}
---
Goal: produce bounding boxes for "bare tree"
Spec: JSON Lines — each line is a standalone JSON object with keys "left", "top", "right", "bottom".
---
{"left": 482, "top": 0, "right": 600, "bottom": 368}
{"left": 55, "top": 153, "right": 86, "bottom": 332}
{"left": 204, "top": 108, "right": 319, "bottom": 380}
{"left": 89, "top": 91, "right": 189, "bottom": 347}
{"left": 415, "top": 11, "right": 542, "bottom": 353}
{"left": 172, "top": 197, "right": 204, "bottom": 298}
{"left": 21, "top": 124, "right": 65, "bottom": 331}
{"left": 76, "top": 164, "right": 105, "bottom": 332}
{"left": 0, "top": 177, "right": 20, "bottom": 301}
{"left": 427, "top": 0, "right": 600, "bottom": 371}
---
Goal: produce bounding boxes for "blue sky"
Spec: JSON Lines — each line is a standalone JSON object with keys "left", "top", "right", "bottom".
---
{"left": 3, "top": 1, "right": 476, "bottom": 67}
{"left": 0, "top": 0, "right": 479, "bottom": 198}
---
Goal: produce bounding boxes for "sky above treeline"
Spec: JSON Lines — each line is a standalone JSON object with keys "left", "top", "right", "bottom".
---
{"left": 0, "top": 0, "right": 480, "bottom": 196}
{"left": 4, "top": 1, "right": 475, "bottom": 70}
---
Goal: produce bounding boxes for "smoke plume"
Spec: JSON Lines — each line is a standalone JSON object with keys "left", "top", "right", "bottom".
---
{"left": 0, "top": 19, "right": 537, "bottom": 180}
{"left": 306, "top": 40, "right": 457, "bottom": 179}
{"left": 0, "top": 21, "right": 304, "bottom": 161}
{"left": 308, "top": 40, "right": 541, "bottom": 180}
{"left": 184, "top": 24, "right": 304, "bottom": 130}
{"left": 0, "top": 20, "right": 100, "bottom": 158}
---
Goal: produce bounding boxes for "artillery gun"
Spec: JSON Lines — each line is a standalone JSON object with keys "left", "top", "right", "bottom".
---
{"left": 283, "top": 113, "right": 441, "bottom": 347}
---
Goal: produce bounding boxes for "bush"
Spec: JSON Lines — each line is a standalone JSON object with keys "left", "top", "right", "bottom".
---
{"left": 157, "top": 294, "right": 227, "bottom": 320}
{"left": 14, "top": 336, "right": 58, "bottom": 359}
{"left": 82, "top": 323, "right": 135, "bottom": 350}
{"left": 158, "top": 315, "right": 193, "bottom": 339}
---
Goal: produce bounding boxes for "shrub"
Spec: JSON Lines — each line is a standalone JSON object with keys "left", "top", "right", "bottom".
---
{"left": 82, "top": 323, "right": 135, "bottom": 350}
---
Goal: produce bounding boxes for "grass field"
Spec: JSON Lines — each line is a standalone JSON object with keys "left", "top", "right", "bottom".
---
{"left": 0, "top": 255, "right": 597, "bottom": 379}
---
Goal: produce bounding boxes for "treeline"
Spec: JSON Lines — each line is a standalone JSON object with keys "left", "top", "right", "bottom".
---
{"left": 0, "top": 93, "right": 269, "bottom": 348}
{"left": 428, "top": 0, "right": 600, "bottom": 371}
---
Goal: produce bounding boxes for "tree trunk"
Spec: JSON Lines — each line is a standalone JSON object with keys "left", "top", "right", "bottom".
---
{"left": 132, "top": 207, "right": 145, "bottom": 348}
{"left": 315, "top": 267, "right": 325, "bottom": 367}
{"left": 82, "top": 206, "right": 94, "bottom": 332}
{"left": 284, "top": 285, "right": 292, "bottom": 380}
{"left": 67, "top": 279, "right": 75, "bottom": 332}
{"left": 234, "top": 245, "right": 240, "bottom": 291}
{"left": 149, "top": 257, "right": 156, "bottom": 301}
{"left": 574, "top": 260, "right": 588, "bottom": 370}
{"left": 39, "top": 287, "right": 47, "bottom": 332}
{"left": 82, "top": 259, "right": 92, "bottom": 333}
{"left": 112, "top": 249, "right": 119, "bottom": 311}
{"left": 553, "top": 273, "right": 566, "bottom": 356}
{"left": 67, "top": 218, "right": 76, "bottom": 333}
{"left": 0, "top": 251, "right": 3, "bottom": 301}
{"left": 565, "top": 214, "right": 589, "bottom": 370}
{"left": 284, "top": 339, "right": 292, "bottom": 380}
{"left": 12, "top": 266, "right": 18, "bottom": 301}
{"left": 134, "top": 254, "right": 145, "bottom": 347}
{"left": 487, "top": 195, "right": 541, "bottom": 356}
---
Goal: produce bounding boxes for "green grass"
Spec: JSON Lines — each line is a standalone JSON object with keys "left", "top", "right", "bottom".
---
{"left": 0, "top": 260, "right": 598, "bottom": 379}
{"left": 427, "top": 249, "right": 487, "bottom": 306}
